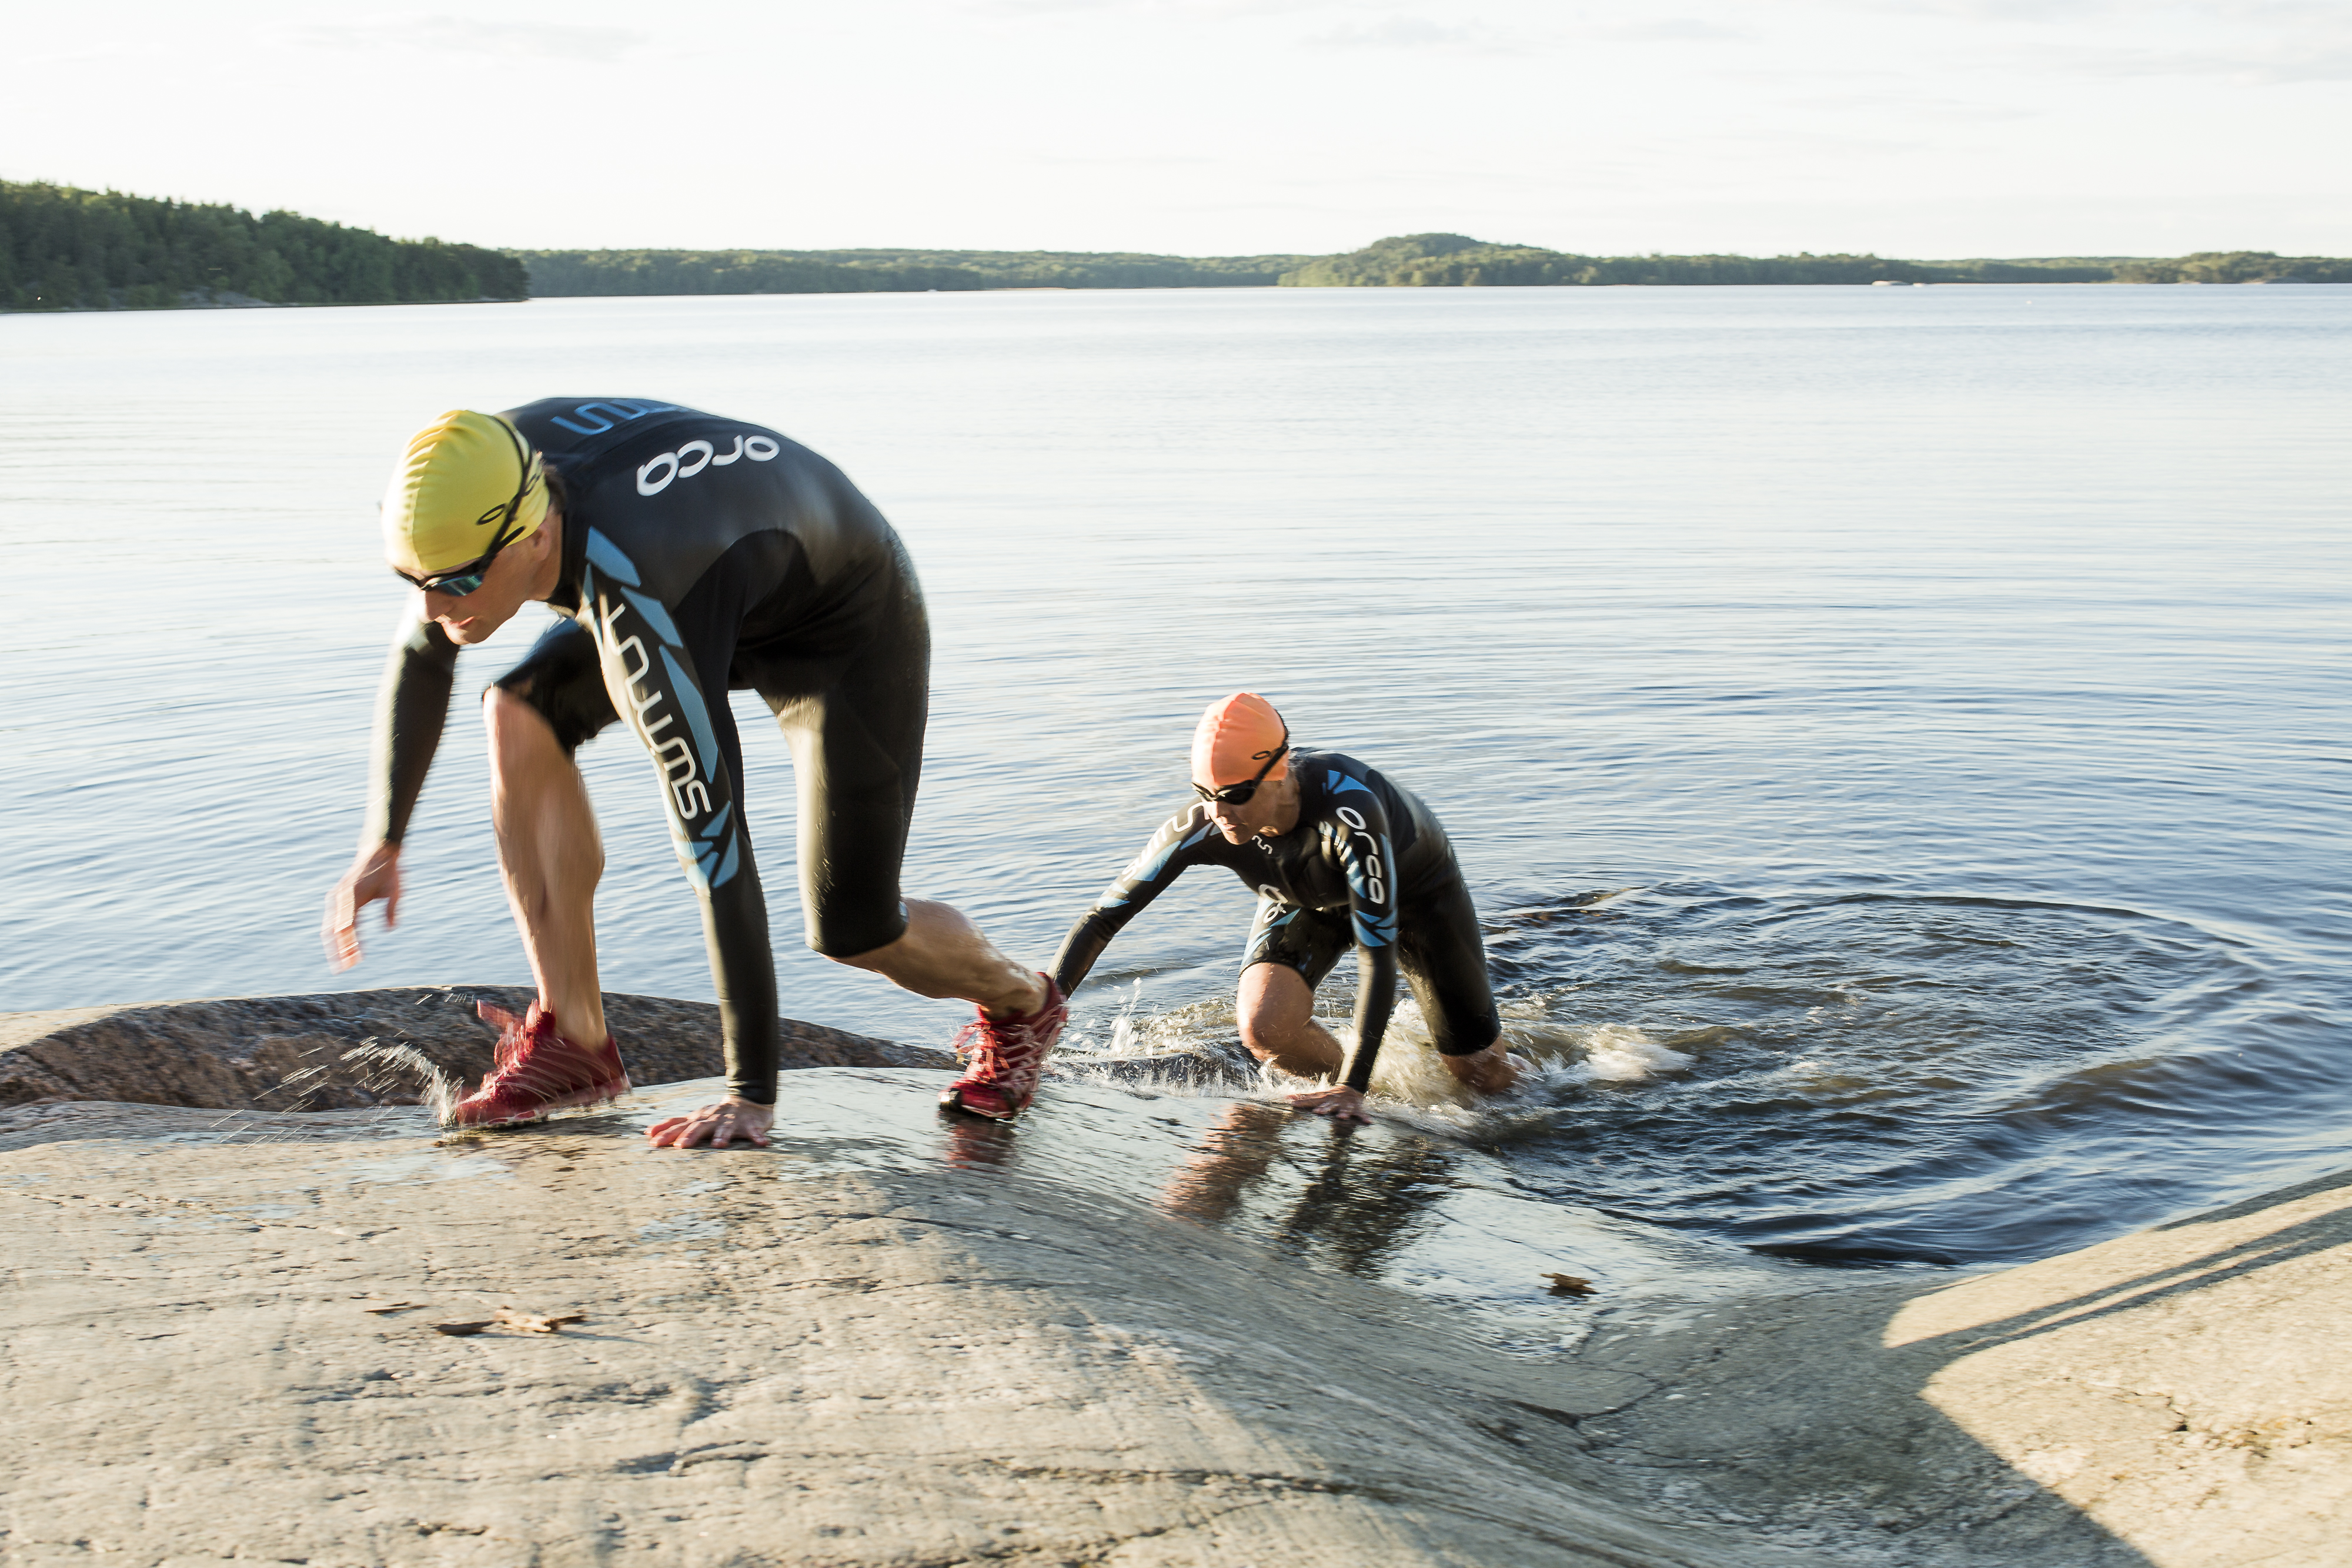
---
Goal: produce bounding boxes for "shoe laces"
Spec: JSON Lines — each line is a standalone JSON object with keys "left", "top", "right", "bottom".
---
{"left": 952, "top": 1014, "right": 1044, "bottom": 1079}
{"left": 477, "top": 1005, "right": 562, "bottom": 1089}
{"left": 476, "top": 1008, "right": 516, "bottom": 1067}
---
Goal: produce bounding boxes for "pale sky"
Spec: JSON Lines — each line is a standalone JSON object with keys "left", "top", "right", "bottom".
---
{"left": 9, "top": 1, "right": 2350, "bottom": 259}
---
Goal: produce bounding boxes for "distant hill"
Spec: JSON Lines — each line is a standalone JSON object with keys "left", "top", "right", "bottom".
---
{"left": 1279, "top": 233, "right": 2352, "bottom": 287}
{"left": 2, "top": 182, "right": 527, "bottom": 311}
{"left": 522, "top": 234, "right": 2352, "bottom": 296}
{"left": 2104, "top": 251, "right": 2352, "bottom": 285}
{"left": 514, "top": 247, "right": 1317, "bottom": 296}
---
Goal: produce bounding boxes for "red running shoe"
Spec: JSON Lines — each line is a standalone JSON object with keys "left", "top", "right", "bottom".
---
{"left": 939, "top": 975, "right": 1067, "bottom": 1121}
{"left": 445, "top": 1001, "right": 630, "bottom": 1129}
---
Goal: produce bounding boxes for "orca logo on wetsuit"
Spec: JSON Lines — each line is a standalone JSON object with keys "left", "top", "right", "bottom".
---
{"left": 637, "top": 434, "right": 781, "bottom": 496}
{"left": 1334, "top": 805, "right": 1388, "bottom": 904}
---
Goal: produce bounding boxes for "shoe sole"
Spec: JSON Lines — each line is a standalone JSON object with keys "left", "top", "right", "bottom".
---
{"left": 938, "top": 1085, "right": 1030, "bottom": 1121}
{"left": 446, "top": 1075, "right": 632, "bottom": 1131}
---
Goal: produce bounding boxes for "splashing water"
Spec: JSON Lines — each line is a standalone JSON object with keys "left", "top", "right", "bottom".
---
{"left": 243, "top": 1035, "right": 462, "bottom": 1119}
{"left": 336, "top": 1038, "right": 464, "bottom": 1124}
{"left": 1056, "top": 861, "right": 2351, "bottom": 1271}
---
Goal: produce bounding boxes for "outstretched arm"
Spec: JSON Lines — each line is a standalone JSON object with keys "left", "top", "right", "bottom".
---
{"left": 367, "top": 613, "right": 460, "bottom": 848}
{"left": 325, "top": 612, "right": 459, "bottom": 969}
{"left": 1287, "top": 791, "right": 1399, "bottom": 1122}
{"left": 1050, "top": 806, "right": 1222, "bottom": 996}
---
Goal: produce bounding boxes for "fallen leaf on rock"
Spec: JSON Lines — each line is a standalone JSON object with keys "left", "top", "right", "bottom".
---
{"left": 493, "top": 1307, "right": 586, "bottom": 1334}
{"left": 434, "top": 1319, "right": 496, "bottom": 1336}
{"left": 1543, "top": 1273, "right": 1596, "bottom": 1298}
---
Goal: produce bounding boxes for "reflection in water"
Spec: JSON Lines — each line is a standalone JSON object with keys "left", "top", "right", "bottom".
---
{"left": 939, "top": 1115, "right": 1021, "bottom": 1172}
{"left": 1159, "top": 1101, "right": 1458, "bottom": 1276}
{"left": 1162, "top": 1102, "right": 1288, "bottom": 1225}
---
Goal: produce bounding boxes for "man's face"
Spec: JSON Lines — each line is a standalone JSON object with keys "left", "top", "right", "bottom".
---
{"left": 1202, "top": 777, "right": 1289, "bottom": 844}
{"left": 412, "top": 526, "right": 547, "bottom": 645}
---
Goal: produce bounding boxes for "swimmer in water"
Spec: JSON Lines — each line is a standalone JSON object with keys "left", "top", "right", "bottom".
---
{"left": 1052, "top": 694, "right": 1521, "bottom": 1125}
{"left": 323, "top": 401, "right": 1065, "bottom": 1144}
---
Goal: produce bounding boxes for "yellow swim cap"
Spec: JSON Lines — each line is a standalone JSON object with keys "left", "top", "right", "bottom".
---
{"left": 382, "top": 410, "right": 549, "bottom": 578}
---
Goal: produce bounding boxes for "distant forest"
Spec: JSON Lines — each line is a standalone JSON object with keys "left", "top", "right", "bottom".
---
{"left": 518, "top": 247, "right": 1313, "bottom": 295}
{"left": 524, "top": 232, "right": 2352, "bottom": 296}
{"left": 1278, "top": 233, "right": 2352, "bottom": 287}
{"left": 6, "top": 180, "right": 2345, "bottom": 314}
{"left": 2, "top": 182, "right": 526, "bottom": 310}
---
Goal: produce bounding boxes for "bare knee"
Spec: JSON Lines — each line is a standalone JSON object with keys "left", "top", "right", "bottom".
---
{"left": 1235, "top": 967, "right": 1315, "bottom": 1062}
{"left": 828, "top": 945, "right": 893, "bottom": 979}
{"left": 483, "top": 686, "right": 564, "bottom": 777}
{"left": 482, "top": 688, "right": 600, "bottom": 870}
{"left": 823, "top": 898, "right": 938, "bottom": 980}
{"left": 1237, "top": 1010, "right": 1299, "bottom": 1063}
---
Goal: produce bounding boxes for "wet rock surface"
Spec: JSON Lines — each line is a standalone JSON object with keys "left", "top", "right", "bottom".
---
{"left": 0, "top": 988, "right": 949, "bottom": 1111}
{"left": 0, "top": 1078, "right": 1808, "bottom": 1568}
{"left": 1, "top": 995, "right": 2345, "bottom": 1567}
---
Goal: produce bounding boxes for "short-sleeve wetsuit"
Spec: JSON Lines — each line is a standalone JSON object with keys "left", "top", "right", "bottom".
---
{"left": 1051, "top": 751, "right": 1499, "bottom": 1092}
{"left": 364, "top": 397, "right": 928, "bottom": 1105}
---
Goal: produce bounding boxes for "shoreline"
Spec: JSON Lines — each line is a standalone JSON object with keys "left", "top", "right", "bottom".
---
{"left": 8, "top": 277, "right": 2349, "bottom": 319}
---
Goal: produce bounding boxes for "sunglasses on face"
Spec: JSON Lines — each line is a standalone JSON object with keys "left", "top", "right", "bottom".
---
{"left": 1192, "top": 735, "right": 1290, "bottom": 807}
{"left": 393, "top": 541, "right": 509, "bottom": 597}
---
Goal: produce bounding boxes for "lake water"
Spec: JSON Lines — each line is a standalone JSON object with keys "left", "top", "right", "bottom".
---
{"left": 3, "top": 285, "right": 2346, "bottom": 1278}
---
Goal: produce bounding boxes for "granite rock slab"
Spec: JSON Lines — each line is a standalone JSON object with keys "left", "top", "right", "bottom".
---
{"left": 0, "top": 988, "right": 951, "bottom": 1111}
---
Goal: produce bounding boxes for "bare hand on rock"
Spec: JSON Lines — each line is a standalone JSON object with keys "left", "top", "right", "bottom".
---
{"left": 646, "top": 1096, "right": 774, "bottom": 1149}
{"left": 1286, "top": 1085, "right": 1372, "bottom": 1125}
{"left": 324, "top": 842, "right": 401, "bottom": 972}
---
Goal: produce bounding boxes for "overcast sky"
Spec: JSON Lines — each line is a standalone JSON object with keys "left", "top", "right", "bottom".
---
{"left": 9, "top": 1, "right": 2348, "bottom": 258}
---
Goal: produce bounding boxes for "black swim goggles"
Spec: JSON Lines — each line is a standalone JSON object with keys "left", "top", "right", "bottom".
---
{"left": 391, "top": 437, "right": 542, "bottom": 598}
{"left": 393, "top": 526, "right": 520, "bottom": 597}
{"left": 1192, "top": 733, "right": 1291, "bottom": 807}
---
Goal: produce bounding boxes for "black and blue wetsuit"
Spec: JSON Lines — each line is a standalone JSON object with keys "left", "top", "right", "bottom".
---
{"left": 1051, "top": 751, "right": 1499, "bottom": 1092}
{"left": 365, "top": 397, "right": 928, "bottom": 1105}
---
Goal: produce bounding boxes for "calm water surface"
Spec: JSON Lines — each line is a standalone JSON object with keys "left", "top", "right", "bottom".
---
{"left": 2, "top": 286, "right": 2346, "bottom": 1279}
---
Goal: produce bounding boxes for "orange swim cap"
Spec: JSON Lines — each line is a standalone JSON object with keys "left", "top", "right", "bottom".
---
{"left": 1191, "top": 693, "right": 1291, "bottom": 788}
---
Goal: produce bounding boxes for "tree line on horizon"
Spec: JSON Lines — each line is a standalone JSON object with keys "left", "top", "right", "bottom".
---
{"left": 1, "top": 182, "right": 526, "bottom": 312}
{"left": 522, "top": 235, "right": 2351, "bottom": 295}
{"left": 6, "top": 182, "right": 2344, "bottom": 314}
{"left": 516, "top": 246, "right": 1314, "bottom": 296}
{"left": 1275, "top": 232, "right": 2351, "bottom": 287}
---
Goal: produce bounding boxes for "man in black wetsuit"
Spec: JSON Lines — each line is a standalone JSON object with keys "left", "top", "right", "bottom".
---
{"left": 1053, "top": 693, "right": 1520, "bottom": 1125}
{"left": 323, "top": 400, "right": 1066, "bottom": 1144}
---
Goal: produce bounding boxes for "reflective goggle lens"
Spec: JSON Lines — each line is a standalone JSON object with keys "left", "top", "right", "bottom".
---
{"left": 394, "top": 558, "right": 493, "bottom": 596}
{"left": 425, "top": 567, "right": 491, "bottom": 596}
{"left": 1191, "top": 736, "right": 1288, "bottom": 806}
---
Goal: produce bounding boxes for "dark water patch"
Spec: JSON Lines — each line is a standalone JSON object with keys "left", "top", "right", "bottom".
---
{"left": 1467, "top": 880, "right": 2345, "bottom": 1265}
